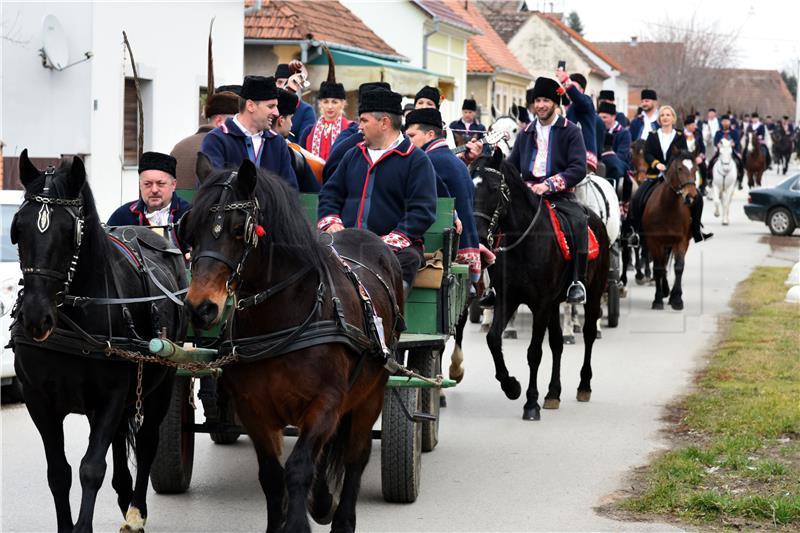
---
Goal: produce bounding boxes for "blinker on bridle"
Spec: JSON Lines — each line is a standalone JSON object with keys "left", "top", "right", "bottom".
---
{"left": 17, "top": 165, "right": 85, "bottom": 304}
{"left": 473, "top": 165, "right": 509, "bottom": 249}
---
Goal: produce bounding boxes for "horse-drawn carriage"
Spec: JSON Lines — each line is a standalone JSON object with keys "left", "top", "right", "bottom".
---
{"left": 147, "top": 189, "right": 470, "bottom": 505}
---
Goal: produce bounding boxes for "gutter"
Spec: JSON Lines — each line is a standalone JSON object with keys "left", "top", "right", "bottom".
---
{"left": 244, "top": 38, "right": 409, "bottom": 63}
{"left": 422, "top": 18, "right": 440, "bottom": 69}
{"left": 243, "top": 0, "right": 262, "bottom": 15}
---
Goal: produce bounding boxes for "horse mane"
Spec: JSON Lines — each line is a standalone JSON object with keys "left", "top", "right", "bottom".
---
{"left": 193, "top": 168, "right": 328, "bottom": 271}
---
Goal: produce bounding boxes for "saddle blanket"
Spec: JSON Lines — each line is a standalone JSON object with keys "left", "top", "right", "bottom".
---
{"left": 545, "top": 200, "right": 600, "bottom": 262}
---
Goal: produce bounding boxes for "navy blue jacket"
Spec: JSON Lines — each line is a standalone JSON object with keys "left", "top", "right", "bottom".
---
{"left": 565, "top": 84, "right": 598, "bottom": 162}
{"left": 630, "top": 113, "right": 659, "bottom": 141}
{"left": 616, "top": 111, "right": 629, "bottom": 128}
{"left": 507, "top": 116, "right": 587, "bottom": 193}
{"left": 322, "top": 123, "right": 361, "bottom": 182}
{"left": 609, "top": 123, "right": 632, "bottom": 167}
{"left": 685, "top": 130, "right": 705, "bottom": 158}
{"left": 714, "top": 129, "right": 741, "bottom": 152}
{"left": 107, "top": 195, "right": 192, "bottom": 252}
{"left": 601, "top": 150, "right": 627, "bottom": 183}
{"left": 423, "top": 139, "right": 479, "bottom": 274}
{"left": 318, "top": 136, "right": 437, "bottom": 243}
{"left": 200, "top": 117, "right": 298, "bottom": 189}
{"left": 448, "top": 120, "right": 486, "bottom": 141}
{"left": 290, "top": 100, "right": 316, "bottom": 143}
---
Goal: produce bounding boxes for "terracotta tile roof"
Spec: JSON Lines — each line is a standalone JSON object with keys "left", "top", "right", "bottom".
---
{"left": 244, "top": 0, "right": 402, "bottom": 59}
{"left": 467, "top": 41, "right": 493, "bottom": 73}
{"left": 537, "top": 13, "right": 624, "bottom": 73}
{"left": 474, "top": 1, "right": 528, "bottom": 42}
{"left": 712, "top": 69, "right": 796, "bottom": 119}
{"left": 441, "top": 0, "right": 530, "bottom": 78}
{"left": 594, "top": 41, "right": 684, "bottom": 87}
{"left": 412, "top": 0, "right": 480, "bottom": 34}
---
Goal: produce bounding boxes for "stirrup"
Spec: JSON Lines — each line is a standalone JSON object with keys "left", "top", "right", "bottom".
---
{"left": 566, "top": 281, "right": 586, "bottom": 304}
{"left": 628, "top": 232, "right": 640, "bottom": 247}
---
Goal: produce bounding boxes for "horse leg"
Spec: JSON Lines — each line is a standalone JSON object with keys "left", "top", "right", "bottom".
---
{"left": 561, "top": 303, "right": 575, "bottom": 345}
{"left": 620, "top": 239, "right": 630, "bottom": 287}
{"left": 487, "top": 295, "right": 522, "bottom": 400}
{"left": 448, "top": 302, "right": 469, "bottom": 383}
{"left": 522, "top": 306, "right": 550, "bottom": 421}
{"left": 651, "top": 249, "right": 666, "bottom": 310}
{"left": 74, "top": 394, "right": 127, "bottom": 532}
{"left": 669, "top": 249, "right": 686, "bottom": 311}
{"left": 111, "top": 423, "right": 133, "bottom": 518}
{"left": 330, "top": 389, "right": 383, "bottom": 533}
{"left": 634, "top": 244, "right": 645, "bottom": 284}
{"left": 121, "top": 374, "right": 174, "bottom": 532}
{"left": 661, "top": 248, "right": 671, "bottom": 296}
{"left": 578, "top": 277, "right": 603, "bottom": 402}
{"left": 504, "top": 311, "right": 518, "bottom": 339}
{"left": 644, "top": 248, "right": 652, "bottom": 281}
{"left": 25, "top": 398, "right": 74, "bottom": 533}
{"left": 543, "top": 303, "right": 564, "bottom": 409}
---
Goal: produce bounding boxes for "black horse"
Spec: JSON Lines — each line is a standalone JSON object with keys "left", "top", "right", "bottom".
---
{"left": 179, "top": 155, "right": 402, "bottom": 533}
{"left": 470, "top": 151, "right": 609, "bottom": 421}
{"left": 772, "top": 128, "right": 794, "bottom": 175}
{"left": 10, "top": 151, "right": 186, "bottom": 532}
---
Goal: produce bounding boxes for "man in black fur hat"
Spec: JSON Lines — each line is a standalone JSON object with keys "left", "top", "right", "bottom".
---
{"left": 449, "top": 98, "right": 486, "bottom": 146}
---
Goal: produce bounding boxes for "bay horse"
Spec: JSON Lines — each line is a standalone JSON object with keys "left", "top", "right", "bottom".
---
{"left": 743, "top": 129, "right": 766, "bottom": 187}
{"left": 470, "top": 150, "right": 609, "bottom": 421}
{"left": 180, "top": 155, "right": 402, "bottom": 533}
{"left": 10, "top": 151, "right": 186, "bottom": 532}
{"left": 640, "top": 150, "right": 700, "bottom": 310}
{"left": 771, "top": 128, "right": 794, "bottom": 175}
{"left": 622, "top": 139, "right": 650, "bottom": 287}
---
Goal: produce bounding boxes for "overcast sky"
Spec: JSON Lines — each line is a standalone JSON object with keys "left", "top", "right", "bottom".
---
{"left": 524, "top": 0, "right": 800, "bottom": 74}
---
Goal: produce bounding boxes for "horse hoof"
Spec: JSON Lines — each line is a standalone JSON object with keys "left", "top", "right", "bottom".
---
{"left": 635, "top": 276, "right": 646, "bottom": 286}
{"left": 722, "top": 221, "right": 729, "bottom": 226}
{"left": 543, "top": 398, "right": 560, "bottom": 409}
{"left": 576, "top": 390, "right": 592, "bottom": 402}
{"left": 620, "top": 286, "right": 628, "bottom": 298}
{"left": 652, "top": 301, "right": 664, "bottom": 310}
{"left": 503, "top": 329, "right": 517, "bottom": 340}
{"left": 573, "top": 324, "right": 582, "bottom": 334}
{"left": 500, "top": 377, "right": 521, "bottom": 400}
{"left": 120, "top": 507, "right": 146, "bottom": 533}
{"left": 670, "top": 300, "right": 684, "bottom": 311}
{"left": 480, "top": 323, "right": 490, "bottom": 333}
{"left": 563, "top": 335, "right": 575, "bottom": 345}
{"left": 596, "top": 330, "right": 602, "bottom": 339}
{"left": 448, "top": 363, "right": 465, "bottom": 384}
{"left": 522, "top": 405, "right": 541, "bottom": 420}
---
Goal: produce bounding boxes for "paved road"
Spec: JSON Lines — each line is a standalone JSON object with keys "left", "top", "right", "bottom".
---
{"left": 3, "top": 166, "right": 799, "bottom": 532}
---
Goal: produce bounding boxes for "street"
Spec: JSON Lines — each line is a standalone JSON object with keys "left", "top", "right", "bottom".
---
{"left": 2, "top": 167, "right": 798, "bottom": 532}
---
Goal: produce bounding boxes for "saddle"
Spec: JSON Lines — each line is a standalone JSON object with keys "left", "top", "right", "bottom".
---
{"left": 545, "top": 200, "right": 599, "bottom": 262}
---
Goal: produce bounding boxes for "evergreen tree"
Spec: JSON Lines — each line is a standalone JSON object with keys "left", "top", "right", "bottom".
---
{"left": 567, "top": 11, "right": 584, "bottom": 36}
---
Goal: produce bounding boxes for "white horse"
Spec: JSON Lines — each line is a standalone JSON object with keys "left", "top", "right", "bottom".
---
{"left": 562, "top": 174, "right": 620, "bottom": 343}
{"left": 712, "top": 138, "right": 737, "bottom": 225}
{"left": 489, "top": 115, "right": 521, "bottom": 157}
{"left": 701, "top": 122, "right": 717, "bottom": 162}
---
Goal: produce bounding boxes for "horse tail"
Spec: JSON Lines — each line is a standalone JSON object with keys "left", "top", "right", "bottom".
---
{"left": 308, "top": 413, "right": 350, "bottom": 524}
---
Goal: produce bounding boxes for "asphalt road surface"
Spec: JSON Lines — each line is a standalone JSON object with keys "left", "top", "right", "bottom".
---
{"left": 3, "top": 165, "right": 798, "bottom": 532}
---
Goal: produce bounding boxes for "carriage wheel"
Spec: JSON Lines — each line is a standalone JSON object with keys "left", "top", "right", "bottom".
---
{"left": 607, "top": 280, "right": 620, "bottom": 328}
{"left": 468, "top": 298, "right": 482, "bottom": 324}
{"left": 381, "top": 387, "right": 422, "bottom": 503}
{"left": 150, "top": 376, "right": 195, "bottom": 494}
{"left": 408, "top": 349, "right": 440, "bottom": 452}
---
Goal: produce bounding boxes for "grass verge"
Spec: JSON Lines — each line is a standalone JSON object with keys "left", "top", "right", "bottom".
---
{"left": 608, "top": 266, "right": 800, "bottom": 531}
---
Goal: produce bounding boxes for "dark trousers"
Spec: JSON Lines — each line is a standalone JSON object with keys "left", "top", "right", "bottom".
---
{"left": 396, "top": 242, "right": 425, "bottom": 288}
{"left": 551, "top": 194, "right": 588, "bottom": 283}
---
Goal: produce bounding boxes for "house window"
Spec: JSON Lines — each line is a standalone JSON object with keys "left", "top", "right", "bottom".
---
{"left": 123, "top": 78, "right": 139, "bottom": 165}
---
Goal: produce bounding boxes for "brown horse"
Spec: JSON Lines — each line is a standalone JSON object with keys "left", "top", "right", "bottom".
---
{"left": 630, "top": 139, "right": 650, "bottom": 184}
{"left": 743, "top": 129, "right": 766, "bottom": 187}
{"left": 180, "top": 156, "right": 403, "bottom": 533}
{"left": 640, "top": 151, "right": 700, "bottom": 310}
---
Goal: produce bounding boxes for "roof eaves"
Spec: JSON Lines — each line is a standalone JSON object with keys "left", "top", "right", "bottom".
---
{"left": 411, "top": 0, "right": 481, "bottom": 35}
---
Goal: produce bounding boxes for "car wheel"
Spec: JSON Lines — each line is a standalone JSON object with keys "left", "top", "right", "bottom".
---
{"left": 767, "top": 207, "right": 796, "bottom": 236}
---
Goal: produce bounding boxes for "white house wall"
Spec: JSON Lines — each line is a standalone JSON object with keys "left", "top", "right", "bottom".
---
{"left": 1, "top": 2, "right": 94, "bottom": 160}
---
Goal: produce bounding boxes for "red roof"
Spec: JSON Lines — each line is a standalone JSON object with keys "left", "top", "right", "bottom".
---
{"left": 412, "top": 0, "right": 479, "bottom": 34}
{"left": 441, "top": 0, "right": 530, "bottom": 78}
{"left": 537, "top": 13, "right": 624, "bottom": 73}
{"left": 244, "top": 0, "right": 401, "bottom": 59}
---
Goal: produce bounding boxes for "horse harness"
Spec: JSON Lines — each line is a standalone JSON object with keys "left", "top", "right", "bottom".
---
{"left": 472, "top": 164, "right": 544, "bottom": 253}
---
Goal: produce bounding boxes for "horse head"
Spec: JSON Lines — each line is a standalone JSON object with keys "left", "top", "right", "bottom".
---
{"left": 630, "top": 139, "right": 649, "bottom": 183}
{"left": 180, "top": 155, "right": 261, "bottom": 329}
{"left": 13, "top": 150, "right": 88, "bottom": 342}
{"left": 718, "top": 138, "right": 733, "bottom": 162}
{"left": 489, "top": 116, "right": 519, "bottom": 156}
{"left": 665, "top": 149, "right": 699, "bottom": 207}
{"left": 470, "top": 148, "right": 511, "bottom": 248}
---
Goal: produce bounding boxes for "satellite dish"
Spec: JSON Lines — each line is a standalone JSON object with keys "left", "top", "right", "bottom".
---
{"left": 41, "top": 15, "right": 69, "bottom": 70}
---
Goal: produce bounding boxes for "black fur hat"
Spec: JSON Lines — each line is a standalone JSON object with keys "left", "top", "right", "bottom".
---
{"left": 138, "top": 151, "right": 176, "bottom": 178}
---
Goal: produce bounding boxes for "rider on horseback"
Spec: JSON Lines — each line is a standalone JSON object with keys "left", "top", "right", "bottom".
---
{"left": 743, "top": 112, "right": 772, "bottom": 170}
{"left": 634, "top": 106, "right": 713, "bottom": 243}
{"left": 508, "top": 77, "right": 590, "bottom": 304}
{"left": 708, "top": 114, "right": 743, "bottom": 184}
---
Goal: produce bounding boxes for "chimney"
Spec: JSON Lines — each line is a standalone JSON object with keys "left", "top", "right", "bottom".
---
{"left": 630, "top": 36, "right": 638, "bottom": 47}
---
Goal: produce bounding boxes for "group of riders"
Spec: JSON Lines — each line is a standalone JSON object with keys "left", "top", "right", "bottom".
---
{"left": 108, "top": 56, "right": 797, "bottom": 314}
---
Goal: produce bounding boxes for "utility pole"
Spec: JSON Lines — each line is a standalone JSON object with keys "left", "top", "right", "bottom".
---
{"left": 795, "top": 58, "right": 799, "bottom": 125}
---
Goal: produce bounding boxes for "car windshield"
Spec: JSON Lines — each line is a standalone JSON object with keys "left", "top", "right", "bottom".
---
{"left": 778, "top": 174, "right": 800, "bottom": 190}
{"left": 0, "top": 204, "right": 19, "bottom": 262}
{"left": 790, "top": 176, "right": 800, "bottom": 192}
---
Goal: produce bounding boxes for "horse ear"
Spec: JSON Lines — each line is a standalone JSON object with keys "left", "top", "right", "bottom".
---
{"left": 68, "top": 155, "right": 87, "bottom": 192}
{"left": 19, "top": 149, "right": 40, "bottom": 188}
{"left": 196, "top": 152, "right": 216, "bottom": 184}
{"left": 491, "top": 146, "right": 504, "bottom": 168}
{"left": 237, "top": 159, "right": 257, "bottom": 195}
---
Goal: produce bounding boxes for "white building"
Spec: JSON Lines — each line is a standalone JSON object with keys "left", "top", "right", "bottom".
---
{"left": 1, "top": 2, "right": 243, "bottom": 218}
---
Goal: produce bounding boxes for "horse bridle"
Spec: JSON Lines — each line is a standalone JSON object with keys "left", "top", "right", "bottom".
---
{"left": 14, "top": 166, "right": 85, "bottom": 305}
{"left": 190, "top": 171, "right": 261, "bottom": 295}
{"left": 472, "top": 166, "right": 509, "bottom": 249}
{"left": 665, "top": 164, "right": 697, "bottom": 197}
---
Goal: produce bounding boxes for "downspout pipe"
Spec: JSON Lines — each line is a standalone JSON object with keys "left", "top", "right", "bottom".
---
{"left": 422, "top": 18, "right": 440, "bottom": 69}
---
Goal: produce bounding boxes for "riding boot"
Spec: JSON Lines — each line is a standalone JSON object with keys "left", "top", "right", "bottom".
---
{"left": 690, "top": 196, "right": 713, "bottom": 243}
{"left": 479, "top": 287, "right": 496, "bottom": 308}
{"left": 765, "top": 150, "right": 772, "bottom": 170}
{"left": 566, "top": 252, "right": 588, "bottom": 304}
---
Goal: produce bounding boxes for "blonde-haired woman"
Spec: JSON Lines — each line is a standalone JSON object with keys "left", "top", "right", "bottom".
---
{"left": 635, "top": 105, "right": 713, "bottom": 242}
